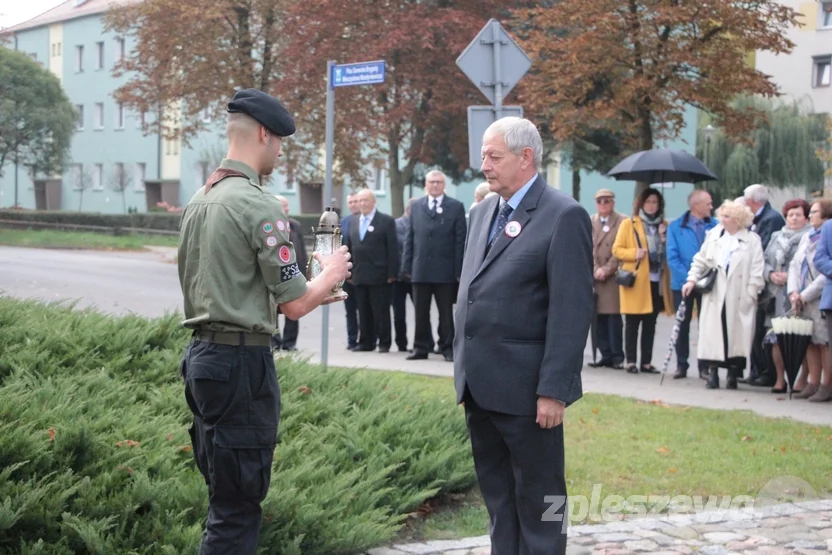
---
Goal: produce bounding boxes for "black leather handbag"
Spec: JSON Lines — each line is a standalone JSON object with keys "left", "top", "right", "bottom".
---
{"left": 615, "top": 219, "right": 642, "bottom": 288}
{"left": 694, "top": 267, "right": 718, "bottom": 294}
{"left": 693, "top": 266, "right": 719, "bottom": 293}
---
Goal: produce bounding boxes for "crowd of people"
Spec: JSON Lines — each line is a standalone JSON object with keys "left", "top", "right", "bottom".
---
{"left": 591, "top": 183, "right": 832, "bottom": 402}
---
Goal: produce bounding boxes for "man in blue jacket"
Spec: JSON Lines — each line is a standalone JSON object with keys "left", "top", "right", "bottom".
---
{"left": 667, "top": 189, "right": 716, "bottom": 379}
{"left": 814, "top": 217, "right": 832, "bottom": 345}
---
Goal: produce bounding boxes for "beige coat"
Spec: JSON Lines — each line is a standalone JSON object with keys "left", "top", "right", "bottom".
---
{"left": 592, "top": 211, "right": 625, "bottom": 314}
{"left": 688, "top": 226, "right": 765, "bottom": 362}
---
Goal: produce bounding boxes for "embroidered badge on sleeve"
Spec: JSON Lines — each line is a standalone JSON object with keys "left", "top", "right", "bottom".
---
{"left": 280, "top": 263, "right": 301, "bottom": 283}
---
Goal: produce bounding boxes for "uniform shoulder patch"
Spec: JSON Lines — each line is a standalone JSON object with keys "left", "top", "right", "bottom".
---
{"left": 280, "top": 263, "right": 301, "bottom": 283}
{"left": 266, "top": 236, "right": 278, "bottom": 247}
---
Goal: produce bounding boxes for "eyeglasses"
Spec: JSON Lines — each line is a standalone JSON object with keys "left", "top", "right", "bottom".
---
{"left": 810, "top": 210, "right": 820, "bottom": 215}
{"left": 596, "top": 198, "right": 613, "bottom": 204}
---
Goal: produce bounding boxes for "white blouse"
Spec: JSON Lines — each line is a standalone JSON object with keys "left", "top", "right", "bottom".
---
{"left": 716, "top": 231, "right": 740, "bottom": 271}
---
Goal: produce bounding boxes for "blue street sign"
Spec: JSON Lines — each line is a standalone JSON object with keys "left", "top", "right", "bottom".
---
{"left": 331, "top": 60, "right": 386, "bottom": 88}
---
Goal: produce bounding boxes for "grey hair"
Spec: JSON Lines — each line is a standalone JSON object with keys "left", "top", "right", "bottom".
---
{"left": 744, "top": 184, "right": 769, "bottom": 204}
{"left": 425, "top": 169, "right": 446, "bottom": 181}
{"left": 734, "top": 196, "right": 747, "bottom": 206}
{"left": 687, "top": 189, "right": 709, "bottom": 207}
{"left": 484, "top": 117, "right": 543, "bottom": 169}
{"left": 474, "top": 182, "right": 490, "bottom": 201}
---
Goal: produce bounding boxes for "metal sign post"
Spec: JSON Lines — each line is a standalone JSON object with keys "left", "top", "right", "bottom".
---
{"left": 456, "top": 19, "right": 532, "bottom": 169}
{"left": 321, "top": 58, "right": 386, "bottom": 367}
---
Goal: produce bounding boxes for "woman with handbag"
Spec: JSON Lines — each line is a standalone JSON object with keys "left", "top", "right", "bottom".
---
{"left": 785, "top": 199, "right": 832, "bottom": 401}
{"left": 682, "top": 200, "right": 765, "bottom": 389}
{"left": 762, "top": 199, "right": 812, "bottom": 392}
{"left": 612, "top": 188, "right": 674, "bottom": 374}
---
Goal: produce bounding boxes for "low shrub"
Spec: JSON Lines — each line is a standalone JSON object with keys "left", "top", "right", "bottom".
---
{"left": 0, "top": 297, "right": 475, "bottom": 554}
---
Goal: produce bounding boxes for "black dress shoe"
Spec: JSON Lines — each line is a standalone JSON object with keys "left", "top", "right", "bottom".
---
{"left": 353, "top": 346, "right": 375, "bottom": 352}
{"left": 771, "top": 386, "right": 787, "bottom": 394}
{"left": 610, "top": 362, "right": 624, "bottom": 370}
{"left": 589, "top": 359, "right": 613, "bottom": 368}
{"left": 699, "top": 368, "right": 709, "bottom": 380}
{"left": 397, "top": 346, "right": 408, "bottom": 352}
{"left": 406, "top": 352, "right": 428, "bottom": 360}
{"left": 673, "top": 367, "right": 688, "bottom": 379}
{"left": 378, "top": 347, "right": 390, "bottom": 353}
{"left": 626, "top": 365, "right": 638, "bottom": 374}
{"left": 641, "top": 365, "right": 660, "bottom": 374}
{"left": 750, "top": 375, "right": 776, "bottom": 387}
{"left": 443, "top": 352, "right": 453, "bottom": 362}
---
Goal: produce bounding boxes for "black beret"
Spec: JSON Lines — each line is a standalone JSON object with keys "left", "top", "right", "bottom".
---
{"left": 227, "top": 88, "right": 295, "bottom": 137}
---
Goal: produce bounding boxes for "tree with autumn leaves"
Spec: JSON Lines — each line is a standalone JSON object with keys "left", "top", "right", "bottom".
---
{"left": 513, "top": 0, "right": 801, "bottom": 195}
{"left": 105, "top": 0, "right": 531, "bottom": 216}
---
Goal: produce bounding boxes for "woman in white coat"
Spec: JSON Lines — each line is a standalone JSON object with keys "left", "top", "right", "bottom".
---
{"left": 682, "top": 200, "right": 765, "bottom": 389}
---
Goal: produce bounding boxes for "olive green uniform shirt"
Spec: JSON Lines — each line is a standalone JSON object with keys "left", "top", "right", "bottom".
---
{"left": 178, "top": 159, "right": 308, "bottom": 333}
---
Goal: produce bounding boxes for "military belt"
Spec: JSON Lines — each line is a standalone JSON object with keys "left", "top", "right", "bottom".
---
{"left": 194, "top": 330, "right": 273, "bottom": 347}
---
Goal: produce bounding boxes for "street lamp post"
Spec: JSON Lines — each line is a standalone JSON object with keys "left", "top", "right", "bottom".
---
{"left": 703, "top": 124, "right": 716, "bottom": 168}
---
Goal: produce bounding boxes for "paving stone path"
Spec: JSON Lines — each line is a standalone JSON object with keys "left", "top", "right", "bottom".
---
{"left": 366, "top": 499, "right": 832, "bottom": 555}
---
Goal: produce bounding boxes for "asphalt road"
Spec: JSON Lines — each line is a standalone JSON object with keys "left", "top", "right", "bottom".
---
{"left": 1, "top": 245, "right": 830, "bottom": 426}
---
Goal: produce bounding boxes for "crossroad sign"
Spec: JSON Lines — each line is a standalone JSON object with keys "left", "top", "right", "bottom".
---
{"left": 457, "top": 19, "right": 531, "bottom": 169}
{"left": 456, "top": 19, "right": 532, "bottom": 107}
{"left": 467, "top": 106, "right": 524, "bottom": 171}
{"left": 331, "top": 60, "right": 386, "bottom": 88}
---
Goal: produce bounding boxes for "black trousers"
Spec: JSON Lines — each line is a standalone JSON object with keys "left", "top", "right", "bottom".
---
{"left": 463, "top": 389, "right": 567, "bottom": 555}
{"left": 356, "top": 284, "right": 392, "bottom": 350}
{"left": 625, "top": 281, "right": 662, "bottom": 366}
{"left": 272, "top": 312, "right": 298, "bottom": 350}
{"left": 672, "top": 290, "right": 707, "bottom": 371}
{"left": 413, "top": 282, "right": 456, "bottom": 355}
{"left": 343, "top": 281, "right": 358, "bottom": 348}
{"left": 596, "top": 313, "right": 624, "bottom": 364}
{"left": 749, "top": 296, "right": 769, "bottom": 378}
{"left": 181, "top": 338, "right": 279, "bottom": 555}
{"left": 391, "top": 280, "right": 412, "bottom": 350}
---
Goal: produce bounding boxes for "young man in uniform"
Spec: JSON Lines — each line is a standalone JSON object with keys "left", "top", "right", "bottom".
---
{"left": 177, "top": 88, "right": 351, "bottom": 555}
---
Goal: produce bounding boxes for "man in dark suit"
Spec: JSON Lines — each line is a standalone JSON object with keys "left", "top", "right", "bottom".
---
{"left": 271, "top": 195, "right": 309, "bottom": 351}
{"left": 743, "top": 184, "right": 786, "bottom": 386}
{"left": 340, "top": 192, "right": 361, "bottom": 350}
{"left": 392, "top": 198, "right": 417, "bottom": 352}
{"left": 454, "top": 117, "right": 593, "bottom": 555}
{"left": 345, "top": 188, "right": 398, "bottom": 352}
{"left": 403, "top": 170, "right": 466, "bottom": 362}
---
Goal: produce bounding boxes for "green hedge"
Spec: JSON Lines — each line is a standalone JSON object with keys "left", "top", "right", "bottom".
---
{"left": 0, "top": 297, "right": 475, "bottom": 554}
{"left": 0, "top": 210, "right": 329, "bottom": 235}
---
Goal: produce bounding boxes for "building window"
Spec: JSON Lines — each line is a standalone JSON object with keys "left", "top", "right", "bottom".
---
{"left": 814, "top": 57, "right": 831, "bottom": 88}
{"left": 95, "top": 41, "right": 104, "bottom": 70}
{"left": 134, "top": 162, "right": 146, "bottom": 191}
{"left": 821, "top": 2, "right": 832, "bottom": 28}
{"left": 92, "top": 164, "right": 103, "bottom": 190}
{"left": 113, "top": 163, "right": 126, "bottom": 190}
{"left": 115, "top": 104, "right": 125, "bottom": 129}
{"left": 366, "top": 160, "right": 387, "bottom": 191}
{"left": 71, "top": 164, "right": 83, "bottom": 190}
{"left": 94, "top": 103, "right": 104, "bottom": 129}
{"left": 75, "top": 45, "right": 84, "bottom": 72}
{"left": 115, "top": 37, "right": 125, "bottom": 61}
{"left": 51, "top": 44, "right": 56, "bottom": 57}
{"left": 75, "top": 105, "right": 84, "bottom": 130}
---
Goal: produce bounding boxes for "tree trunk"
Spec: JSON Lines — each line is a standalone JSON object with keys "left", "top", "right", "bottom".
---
{"left": 634, "top": 106, "right": 654, "bottom": 198}
{"left": 572, "top": 168, "right": 581, "bottom": 201}
{"left": 122, "top": 191, "right": 127, "bottom": 214}
{"left": 78, "top": 190, "right": 83, "bottom": 212}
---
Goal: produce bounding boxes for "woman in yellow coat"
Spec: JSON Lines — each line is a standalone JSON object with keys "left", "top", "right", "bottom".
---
{"left": 612, "top": 187, "right": 674, "bottom": 374}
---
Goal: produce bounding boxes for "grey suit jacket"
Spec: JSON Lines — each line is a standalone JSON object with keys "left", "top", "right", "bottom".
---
{"left": 402, "top": 195, "right": 467, "bottom": 283}
{"left": 453, "top": 175, "right": 593, "bottom": 415}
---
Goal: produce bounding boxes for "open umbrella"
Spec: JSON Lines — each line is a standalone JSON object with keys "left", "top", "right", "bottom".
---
{"left": 771, "top": 315, "right": 813, "bottom": 399}
{"left": 660, "top": 299, "right": 687, "bottom": 385}
{"left": 606, "top": 148, "right": 717, "bottom": 184}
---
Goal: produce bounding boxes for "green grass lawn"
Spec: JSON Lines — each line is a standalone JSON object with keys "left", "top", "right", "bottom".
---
{"left": 372, "top": 370, "right": 832, "bottom": 542}
{"left": 0, "top": 229, "right": 179, "bottom": 250}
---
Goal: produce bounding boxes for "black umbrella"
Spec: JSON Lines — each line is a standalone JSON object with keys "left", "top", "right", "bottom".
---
{"left": 771, "top": 315, "right": 813, "bottom": 399}
{"left": 606, "top": 148, "right": 717, "bottom": 184}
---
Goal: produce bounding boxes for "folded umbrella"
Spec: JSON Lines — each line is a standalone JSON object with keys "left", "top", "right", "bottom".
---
{"left": 606, "top": 148, "right": 717, "bottom": 184}
{"left": 771, "top": 316, "right": 813, "bottom": 399}
{"left": 660, "top": 299, "right": 687, "bottom": 385}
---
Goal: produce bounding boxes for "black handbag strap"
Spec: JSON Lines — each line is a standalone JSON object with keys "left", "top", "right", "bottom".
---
{"left": 632, "top": 218, "right": 643, "bottom": 270}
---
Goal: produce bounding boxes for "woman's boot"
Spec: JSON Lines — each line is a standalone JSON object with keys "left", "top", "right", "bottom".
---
{"left": 707, "top": 366, "right": 720, "bottom": 389}
{"left": 726, "top": 368, "right": 738, "bottom": 390}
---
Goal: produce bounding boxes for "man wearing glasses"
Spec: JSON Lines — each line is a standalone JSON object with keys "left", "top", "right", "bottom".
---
{"left": 589, "top": 189, "right": 626, "bottom": 369}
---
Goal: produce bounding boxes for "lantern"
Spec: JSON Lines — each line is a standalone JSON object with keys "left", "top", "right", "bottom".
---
{"left": 306, "top": 206, "right": 349, "bottom": 301}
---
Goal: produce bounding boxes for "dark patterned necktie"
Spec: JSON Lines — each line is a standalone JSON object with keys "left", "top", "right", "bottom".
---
{"left": 486, "top": 201, "right": 513, "bottom": 255}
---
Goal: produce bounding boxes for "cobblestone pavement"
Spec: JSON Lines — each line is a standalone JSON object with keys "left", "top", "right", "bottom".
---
{"left": 366, "top": 499, "right": 832, "bottom": 555}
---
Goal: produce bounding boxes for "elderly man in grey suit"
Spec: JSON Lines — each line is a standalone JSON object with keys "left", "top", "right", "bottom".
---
{"left": 454, "top": 117, "right": 593, "bottom": 555}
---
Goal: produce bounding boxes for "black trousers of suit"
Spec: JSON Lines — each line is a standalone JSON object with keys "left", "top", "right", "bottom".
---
{"left": 749, "top": 296, "right": 770, "bottom": 379}
{"left": 412, "top": 282, "right": 456, "bottom": 355}
{"left": 356, "top": 284, "right": 392, "bottom": 350}
{"left": 463, "top": 388, "right": 567, "bottom": 555}
{"left": 624, "top": 281, "right": 662, "bottom": 366}
{"left": 343, "top": 281, "right": 358, "bottom": 348}
{"left": 671, "top": 290, "right": 707, "bottom": 372}
{"left": 391, "top": 281, "right": 412, "bottom": 350}
{"left": 596, "top": 314, "right": 624, "bottom": 364}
